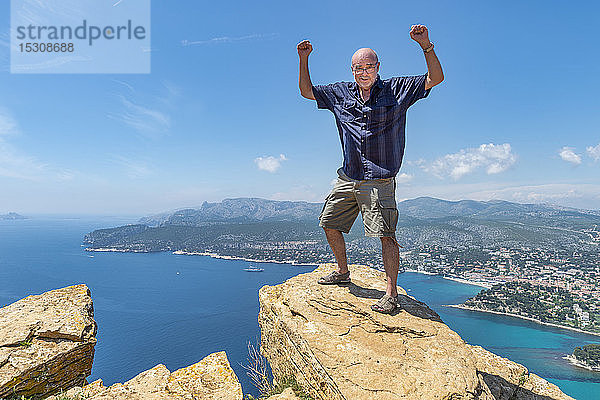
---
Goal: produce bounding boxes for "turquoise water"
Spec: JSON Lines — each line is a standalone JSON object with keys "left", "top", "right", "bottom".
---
{"left": 1, "top": 217, "right": 599, "bottom": 399}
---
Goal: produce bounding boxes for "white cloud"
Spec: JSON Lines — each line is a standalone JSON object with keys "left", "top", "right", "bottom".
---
{"left": 0, "top": 110, "right": 18, "bottom": 136}
{"left": 396, "top": 173, "right": 413, "bottom": 183}
{"left": 255, "top": 154, "right": 287, "bottom": 173}
{"left": 0, "top": 109, "right": 75, "bottom": 181}
{"left": 586, "top": 143, "right": 600, "bottom": 161}
{"left": 111, "top": 155, "right": 153, "bottom": 179}
{"left": 429, "top": 143, "right": 516, "bottom": 180}
{"left": 10, "top": 55, "right": 92, "bottom": 73}
{"left": 110, "top": 95, "right": 170, "bottom": 134}
{"left": 0, "top": 31, "right": 9, "bottom": 56}
{"left": 559, "top": 146, "right": 582, "bottom": 165}
{"left": 107, "top": 81, "right": 178, "bottom": 137}
{"left": 467, "top": 183, "right": 600, "bottom": 210}
{"left": 404, "top": 159, "right": 426, "bottom": 168}
{"left": 393, "top": 182, "right": 600, "bottom": 211}
{"left": 0, "top": 140, "right": 47, "bottom": 180}
{"left": 181, "top": 33, "right": 278, "bottom": 47}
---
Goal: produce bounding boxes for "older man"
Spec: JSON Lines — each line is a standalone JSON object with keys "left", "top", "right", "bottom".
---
{"left": 297, "top": 25, "right": 444, "bottom": 313}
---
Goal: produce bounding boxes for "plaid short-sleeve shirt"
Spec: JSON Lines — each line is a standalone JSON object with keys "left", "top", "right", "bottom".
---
{"left": 312, "top": 74, "right": 430, "bottom": 180}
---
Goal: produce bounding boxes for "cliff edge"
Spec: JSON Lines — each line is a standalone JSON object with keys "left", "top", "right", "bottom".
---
{"left": 0, "top": 284, "right": 97, "bottom": 399}
{"left": 46, "top": 351, "right": 243, "bottom": 400}
{"left": 258, "top": 264, "right": 574, "bottom": 400}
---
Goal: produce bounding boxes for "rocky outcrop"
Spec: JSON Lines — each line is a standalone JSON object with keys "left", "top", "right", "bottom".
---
{"left": 47, "top": 351, "right": 243, "bottom": 400}
{"left": 0, "top": 284, "right": 97, "bottom": 399}
{"left": 259, "top": 264, "right": 574, "bottom": 400}
{"left": 266, "top": 387, "right": 301, "bottom": 399}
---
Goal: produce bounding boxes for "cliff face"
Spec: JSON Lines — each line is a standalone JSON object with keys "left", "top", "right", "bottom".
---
{"left": 46, "top": 351, "right": 243, "bottom": 400}
{"left": 258, "top": 264, "right": 574, "bottom": 400}
{"left": 0, "top": 284, "right": 97, "bottom": 399}
{"left": 0, "top": 285, "right": 294, "bottom": 400}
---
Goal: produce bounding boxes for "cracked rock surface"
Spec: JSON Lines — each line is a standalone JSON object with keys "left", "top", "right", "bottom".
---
{"left": 0, "top": 284, "right": 97, "bottom": 399}
{"left": 46, "top": 351, "right": 243, "bottom": 400}
{"left": 258, "top": 264, "right": 574, "bottom": 400}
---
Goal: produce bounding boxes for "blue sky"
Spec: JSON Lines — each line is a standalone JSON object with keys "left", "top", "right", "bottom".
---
{"left": 1, "top": 0, "right": 599, "bottom": 214}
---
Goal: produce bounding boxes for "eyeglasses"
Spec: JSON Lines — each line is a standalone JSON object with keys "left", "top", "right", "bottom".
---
{"left": 351, "top": 64, "right": 378, "bottom": 74}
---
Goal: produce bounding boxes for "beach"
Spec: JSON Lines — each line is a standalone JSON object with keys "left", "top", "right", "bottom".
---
{"left": 563, "top": 355, "right": 600, "bottom": 372}
{"left": 441, "top": 276, "right": 493, "bottom": 289}
{"left": 404, "top": 269, "right": 493, "bottom": 289}
{"left": 171, "top": 250, "right": 317, "bottom": 266}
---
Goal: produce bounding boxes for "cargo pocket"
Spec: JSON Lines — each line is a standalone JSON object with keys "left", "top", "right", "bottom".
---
{"left": 377, "top": 197, "right": 398, "bottom": 234}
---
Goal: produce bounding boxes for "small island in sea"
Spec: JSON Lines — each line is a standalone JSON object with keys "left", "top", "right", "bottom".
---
{"left": 566, "top": 343, "right": 600, "bottom": 371}
{"left": 0, "top": 212, "right": 26, "bottom": 220}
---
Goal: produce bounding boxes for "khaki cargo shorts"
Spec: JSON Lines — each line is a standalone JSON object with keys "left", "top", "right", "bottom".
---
{"left": 319, "top": 168, "right": 398, "bottom": 237}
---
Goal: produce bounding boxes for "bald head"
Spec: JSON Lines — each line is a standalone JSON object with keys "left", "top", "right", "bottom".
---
{"left": 351, "top": 48, "right": 378, "bottom": 66}
{"left": 351, "top": 48, "right": 380, "bottom": 91}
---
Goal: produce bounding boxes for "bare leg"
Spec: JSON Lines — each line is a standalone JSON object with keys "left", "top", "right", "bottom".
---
{"left": 323, "top": 228, "right": 349, "bottom": 274}
{"left": 381, "top": 237, "right": 399, "bottom": 297}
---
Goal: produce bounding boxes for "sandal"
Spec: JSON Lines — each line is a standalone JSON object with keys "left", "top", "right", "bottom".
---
{"left": 317, "top": 270, "right": 351, "bottom": 285}
{"left": 371, "top": 294, "right": 398, "bottom": 314}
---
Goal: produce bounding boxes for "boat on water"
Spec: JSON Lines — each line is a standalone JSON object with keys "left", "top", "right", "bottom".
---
{"left": 244, "top": 266, "right": 264, "bottom": 272}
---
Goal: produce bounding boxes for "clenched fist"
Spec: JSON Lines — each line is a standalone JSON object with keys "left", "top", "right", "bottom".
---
{"left": 410, "top": 25, "right": 431, "bottom": 48}
{"left": 297, "top": 40, "right": 313, "bottom": 58}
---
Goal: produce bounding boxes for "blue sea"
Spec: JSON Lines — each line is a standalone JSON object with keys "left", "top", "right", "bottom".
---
{"left": 1, "top": 216, "right": 599, "bottom": 399}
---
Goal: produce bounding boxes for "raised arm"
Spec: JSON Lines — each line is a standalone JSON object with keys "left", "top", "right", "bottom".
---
{"left": 298, "top": 40, "right": 315, "bottom": 100}
{"left": 410, "top": 25, "right": 444, "bottom": 90}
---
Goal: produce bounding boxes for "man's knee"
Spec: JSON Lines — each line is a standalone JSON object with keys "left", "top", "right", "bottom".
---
{"left": 323, "top": 227, "right": 344, "bottom": 239}
{"left": 380, "top": 236, "right": 399, "bottom": 248}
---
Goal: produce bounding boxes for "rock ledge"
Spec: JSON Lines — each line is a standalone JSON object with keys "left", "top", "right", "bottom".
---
{"left": 0, "top": 284, "right": 97, "bottom": 399}
{"left": 259, "top": 264, "right": 574, "bottom": 400}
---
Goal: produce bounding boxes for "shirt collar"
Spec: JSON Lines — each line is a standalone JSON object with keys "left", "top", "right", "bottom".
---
{"left": 350, "top": 75, "right": 383, "bottom": 102}
{"left": 374, "top": 75, "right": 383, "bottom": 89}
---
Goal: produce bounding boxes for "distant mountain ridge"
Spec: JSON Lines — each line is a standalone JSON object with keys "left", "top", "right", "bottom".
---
{"left": 398, "top": 197, "right": 600, "bottom": 220}
{"left": 138, "top": 197, "right": 600, "bottom": 227}
{"left": 139, "top": 198, "right": 322, "bottom": 226}
{"left": 84, "top": 197, "right": 600, "bottom": 257}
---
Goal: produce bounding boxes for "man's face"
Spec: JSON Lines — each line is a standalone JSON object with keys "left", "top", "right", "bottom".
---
{"left": 351, "top": 52, "right": 380, "bottom": 91}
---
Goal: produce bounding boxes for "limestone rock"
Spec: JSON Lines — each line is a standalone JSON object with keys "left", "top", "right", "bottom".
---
{"left": 469, "top": 345, "right": 573, "bottom": 400}
{"left": 266, "top": 387, "right": 301, "bottom": 399}
{"left": 0, "top": 284, "right": 97, "bottom": 399}
{"left": 259, "top": 264, "right": 574, "bottom": 400}
{"left": 47, "top": 351, "right": 243, "bottom": 400}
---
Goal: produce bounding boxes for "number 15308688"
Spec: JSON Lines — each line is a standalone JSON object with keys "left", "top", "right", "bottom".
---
{"left": 19, "top": 42, "right": 74, "bottom": 52}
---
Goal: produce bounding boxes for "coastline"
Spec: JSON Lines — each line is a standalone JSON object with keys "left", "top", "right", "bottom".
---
{"left": 83, "top": 247, "right": 316, "bottom": 266}
{"left": 447, "top": 304, "right": 600, "bottom": 338}
{"left": 85, "top": 247, "right": 146, "bottom": 253}
{"left": 442, "top": 276, "right": 493, "bottom": 289}
{"left": 404, "top": 269, "right": 493, "bottom": 289}
{"left": 404, "top": 268, "right": 436, "bottom": 276}
{"left": 563, "top": 355, "right": 600, "bottom": 372}
{"left": 84, "top": 249, "right": 494, "bottom": 284}
{"left": 171, "top": 250, "right": 317, "bottom": 266}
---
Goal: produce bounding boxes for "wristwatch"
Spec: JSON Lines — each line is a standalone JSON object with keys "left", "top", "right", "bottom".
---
{"left": 423, "top": 42, "right": 434, "bottom": 53}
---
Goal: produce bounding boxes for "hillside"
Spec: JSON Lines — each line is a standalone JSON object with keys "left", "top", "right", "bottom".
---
{"left": 83, "top": 197, "right": 600, "bottom": 263}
